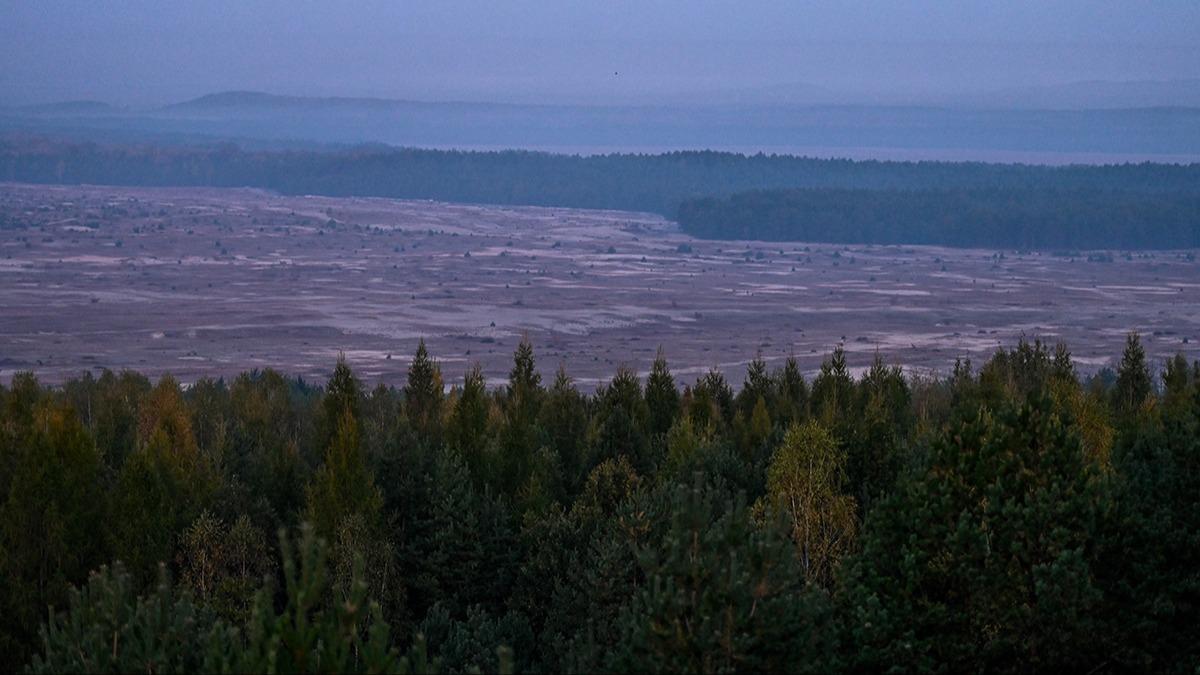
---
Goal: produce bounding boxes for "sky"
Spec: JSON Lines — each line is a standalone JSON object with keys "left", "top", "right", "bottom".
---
{"left": 2, "top": 0, "right": 1198, "bottom": 106}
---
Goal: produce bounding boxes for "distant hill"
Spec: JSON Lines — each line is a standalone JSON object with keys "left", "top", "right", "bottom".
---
{"left": 167, "top": 90, "right": 405, "bottom": 110}
{"left": 167, "top": 91, "right": 306, "bottom": 109}
{"left": 165, "top": 90, "right": 523, "bottom": 112}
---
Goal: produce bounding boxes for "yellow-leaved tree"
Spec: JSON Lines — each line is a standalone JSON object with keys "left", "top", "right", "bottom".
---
{"left": 765, "top": 420, "right": 857, "bottom": 586}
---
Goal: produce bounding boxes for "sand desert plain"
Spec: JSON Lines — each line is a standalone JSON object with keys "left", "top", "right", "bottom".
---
{"left": 1, "top": 182, "right": 1198, "bottom": 388}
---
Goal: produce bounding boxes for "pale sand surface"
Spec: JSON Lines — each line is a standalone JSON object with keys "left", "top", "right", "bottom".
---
{"left": 2, "top": 183, "right": 1197, "bottom": 388}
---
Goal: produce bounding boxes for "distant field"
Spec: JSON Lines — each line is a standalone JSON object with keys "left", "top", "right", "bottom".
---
{"left": 2, "top": 183, "right": 1198, "bottom": 386}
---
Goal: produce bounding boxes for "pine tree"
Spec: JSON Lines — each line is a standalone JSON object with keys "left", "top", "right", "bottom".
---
{"left": 30, "top": 528, "right": 413, "bottom": 674}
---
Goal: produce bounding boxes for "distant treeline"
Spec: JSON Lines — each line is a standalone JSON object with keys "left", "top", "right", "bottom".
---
{"left": 677, "top": 187, "right": 1200, "bottom": 249}
{"left": 3, "top": 137, "right": 1199, "bottom": 248}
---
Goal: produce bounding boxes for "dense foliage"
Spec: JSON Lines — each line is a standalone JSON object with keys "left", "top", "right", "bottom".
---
{"left": 1, "top": 334, "right": 1199, "bottom": 672}
{"left": 677, "top": 187, "right": 1200, "bottom": 249}
{"left": 3, "top": 138, "right": 1199, "bottom": 248}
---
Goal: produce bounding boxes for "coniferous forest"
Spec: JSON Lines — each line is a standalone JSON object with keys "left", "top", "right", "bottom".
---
{"left": 4, "top": 138, "right": 1200, "bottom": 250}
{"left": 676, "top": 187, "right": 1200, "bottom": 249}
{"left": 2, "top": 334, "right": 1199, "bottom": 673}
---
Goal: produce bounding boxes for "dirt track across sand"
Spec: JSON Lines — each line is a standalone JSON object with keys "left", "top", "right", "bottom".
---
{"left": 2, "top": 183, "right": 1198, "bottom": 388}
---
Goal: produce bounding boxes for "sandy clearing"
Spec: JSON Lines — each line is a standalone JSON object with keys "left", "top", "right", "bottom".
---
{"left": 2, "top": 182, "right": 1198, "bottom": 388}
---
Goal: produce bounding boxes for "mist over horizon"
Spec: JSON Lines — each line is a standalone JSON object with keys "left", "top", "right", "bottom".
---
{"left": 2, "top": 1, "right": 1198, "bottom": 108}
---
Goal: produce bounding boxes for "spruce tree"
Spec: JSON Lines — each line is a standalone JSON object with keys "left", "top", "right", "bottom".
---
{"left": 592, "top": 367, "right": 652, "bottom": 473}
{"left": 404, "top": 338, "right": 443, "bottom": 441}
{"left": 90, "top": 369, "right": 152, "bottom": 472}
{"left": 811, "top": 345, "right": 853, "bottom": 426}
{"left": 446, "top": 363, "right": 490, "bottom": 482}
{"left": 304, "top": 409, "right": 383, "bottom": 540}
{"left": 0, "top": 401, "right": 107, "bottom": 670}
{"left": 227, "top": 369, "right": 305, "bottom": 524}
{"left": 507, "top": 335, "right": 542, "bottom": 424}
{"left": 498, "top": 337, "right": 543, "bottom": 495}
{"left": 847, "top": 355, "right": 911, "bottom": 514}
{"left": 644, "top": 348, "right": 680, "bottom": 441}
{"left": 110, "top": 376, "right": 214, "bottom": 585}
{"left": 404, "top": 448, "right": 517, "bottom": 618}
{"left": 1051, "top": 341, "right": 1077, "bottom": 383}
{"left": 688, "top": 368, "right": 734, "bottom": 432}
{"left": 747, "top": 395, "right": 773, "bottom": 451}
{"left": 1114, "top": 332, "right": 1153, "bottom": 417}
{"left": 1161, "top": 353, "right": 1191, "bottom": 412}
{"left": 738, "top": 352, "right": 773, "bottom": 417}
{"left": 608, "top": 481, "right": 828, "bottom": 672}
{"left": 321, "top": 355, "right": 362, "bottom": 447}
{"left": 537, "top": 365, "right": 588, "bottom": 494}
{"left": 774, "top": 355, "right": 809, "bottom": 426}
{"left": 841, "top": 395, "right": 1113, "bottom": 671}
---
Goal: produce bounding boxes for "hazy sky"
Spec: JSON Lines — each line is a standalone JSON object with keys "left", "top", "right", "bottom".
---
{"left": 2, "top": 0, "right": 1198, "bottom": 105}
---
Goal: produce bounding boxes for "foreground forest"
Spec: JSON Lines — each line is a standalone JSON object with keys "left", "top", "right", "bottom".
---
{"left": 1, "top": 334, "right": 1198, "bottom": 672}
{"left": 3, "top": 138, "right": 1200, "bottom": 249}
